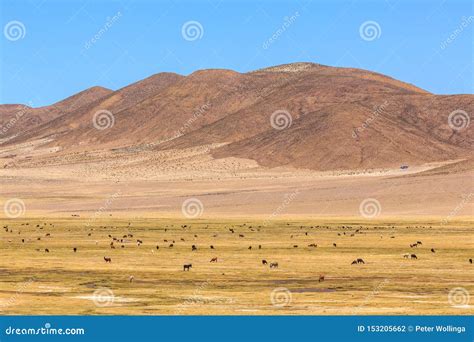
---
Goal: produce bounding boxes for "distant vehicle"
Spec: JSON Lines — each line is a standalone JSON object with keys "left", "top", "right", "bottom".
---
{"left": 400, "top": 165, "right": 409, "bottom": 169}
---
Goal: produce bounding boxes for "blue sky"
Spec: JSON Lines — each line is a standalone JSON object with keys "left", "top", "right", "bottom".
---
{"left": 0, "top": 0, "right": 472, "bottom": 107}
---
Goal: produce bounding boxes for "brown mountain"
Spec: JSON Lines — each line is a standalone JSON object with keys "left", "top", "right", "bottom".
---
{"left": 0, "top": 86, "right": 112, "bottom": 140}
{"left": 0, "top": 62, "right": 472, "bottom": 171}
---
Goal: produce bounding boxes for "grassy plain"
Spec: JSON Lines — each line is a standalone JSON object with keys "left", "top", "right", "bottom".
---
{"left": 0, "top": 217, "right": 472, "bottom": 315}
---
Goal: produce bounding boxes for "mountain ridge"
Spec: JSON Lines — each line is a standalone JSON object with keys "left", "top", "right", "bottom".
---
{"left": 0, "top": 62, "right": 472, "bottom": 171}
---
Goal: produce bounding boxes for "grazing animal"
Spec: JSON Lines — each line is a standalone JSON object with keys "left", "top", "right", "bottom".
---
{"left": 210, "top": 245, "right": 214, "bottom": 249}
{"left": 239, "top": 234, "right": 244, "bottom": 238}
{"left": 129, "top": 276, "right": 134, "bottom": 283}
{"left": 417, "top": 241, "right": 422, "bottom": 245}
{"left": 262, "top": 259, "right": 268, "bottom": 265}
{"left": 470, "top": 258, "right": 473, "bottom": 264}
{"left": 431, "top": 248, "right": 435, "bottom": 253}
{"left": 318, "top": 275, "right": 325, "bottom": 282}
{"left": 45, "top": 248, "right": 50, "bottom": 253}
{"left": 248, "top": 246, "right": 252, "bottom": 250}
{"left": 333, "top": 243, "right": 337, "bottom": 247}
{"left": 357, "top": 258, "right": 365, "bottom": 264}
{"left": 410, "top": 254, "right": 417, "bottom": 259}
{"left": 293, "top": 245, "right": 298, "bottom": 248}
{"left": 156, "top": 245, "right": 159, "bottom": 249}
{"left": 104, "top": 257, "right": 112, "bottom": 263}
{"left": 183, "top": 264, "right": 192, "bottom": 271}
{"left": 351, "top": 260, "right": 357, "bottom": 265}
{"left": 308, "top": 243, "right": 317, "bottom": 247}
{"left": 192, "top": 245, "right": 197, "bottom": 251}
{"left": 210, "top": 257, "right": 218, "bottom": 263}
{"left": 169, "top": 244, "right": 174, "bottom": 248}
{"left": 269, "top": 262, "right": 279, "bottom": 269}
{"left": 73, "top": 247, "right": 77, "bottom": 253}
{"left": 258, "top": 245, "right": 262, "bottom": 249}
{"left": 403, "top": 253, "right": 410, "bottom": 259}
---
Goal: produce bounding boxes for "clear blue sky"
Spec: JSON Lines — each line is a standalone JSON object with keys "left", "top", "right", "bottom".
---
{"left": 0, "top": 0, "right": 472, "bottom": 107}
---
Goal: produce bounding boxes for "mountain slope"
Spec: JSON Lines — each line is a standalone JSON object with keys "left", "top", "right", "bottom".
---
{"left": 3, "top": 72, "right": 183, "bottom": 148}
{"left": 0, "top": 86, "right": 112, "bottom": 139}
{"left": 1, "top": 63, "right": 472, "bottom": 171}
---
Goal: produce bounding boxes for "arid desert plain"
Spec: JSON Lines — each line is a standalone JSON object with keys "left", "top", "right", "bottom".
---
{"left": 0, "top": 63, "right": 472, "bottom": 314}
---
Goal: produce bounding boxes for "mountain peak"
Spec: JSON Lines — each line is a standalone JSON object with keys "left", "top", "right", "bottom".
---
{"left": 251, "top": 62, "right": 324, "bottom": 73}
{"left": 1, "top": 62, "right": 471, "bottom": 172}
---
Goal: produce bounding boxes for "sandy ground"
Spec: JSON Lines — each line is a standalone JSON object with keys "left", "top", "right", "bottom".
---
{"left": 0, "top": 142, "right": 472, "bottom": 219}
{"left": 0, "top": 172, "right": 472, "bottom": 219}
{"left": 0, "top": 141, "right": 472, "bottom": 315}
